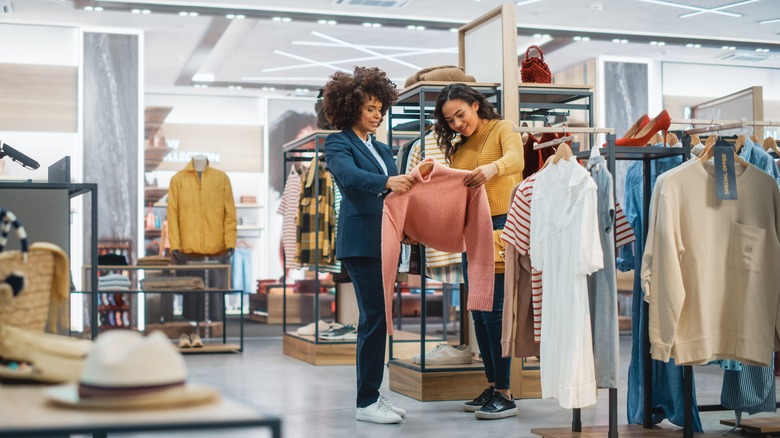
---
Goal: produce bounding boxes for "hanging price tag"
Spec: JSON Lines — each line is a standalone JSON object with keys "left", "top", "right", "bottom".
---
{"left": 713, "top": 145, "right": 738, "bottom": 200}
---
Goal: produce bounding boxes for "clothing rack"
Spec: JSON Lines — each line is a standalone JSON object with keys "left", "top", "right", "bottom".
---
{"left": 672, "top": 128, "right": 780, "bottom": 438}
{"left": 280, "top": 130, "right": 337, "bottom": 344}
{"left": 670, "top": 118, "right": 780, "bottom": 135}
{"left": 516, "top": 126, "right": 617, "bottom": 437}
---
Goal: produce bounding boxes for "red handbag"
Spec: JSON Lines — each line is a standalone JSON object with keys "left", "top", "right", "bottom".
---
{"left": 520, "top": 45, "right": 552, "bottom": 84}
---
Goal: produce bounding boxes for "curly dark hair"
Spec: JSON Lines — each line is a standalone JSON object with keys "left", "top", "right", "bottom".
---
{"left": 322, "top": 66, "right": 398, "bottom": 130}
{"left": 433, "top": 83, "right": 502, "bottom": 164}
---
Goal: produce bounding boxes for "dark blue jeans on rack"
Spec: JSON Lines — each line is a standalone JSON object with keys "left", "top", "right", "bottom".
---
{"left": 464, "top": 214, "right": 510, "bottom": 390}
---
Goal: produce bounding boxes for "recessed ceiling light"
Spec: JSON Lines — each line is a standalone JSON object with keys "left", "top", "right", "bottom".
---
{"left": 272, "top": 17, "right": 282, "bottom": 22}
{"left": 84, "top": 6, "right": 93, "bottom": 11}
{"left": 516, "top": 0, "right": 545, "bottom": 5}
{"left": 612, "top": 38, "right": 621, "bottom": 43}
{"left": 686, "top": 43, "right": 701, "bottom": 48}
{"left": 613, "top": 39, "right": 628, "bottom": 44}
{"left": 450, "top": 28, "right": 458, "bottom": 32}
{"left": 573, "top": 36, "right": 590, "bottom": 41}
{"left": 650, "top": 41, "right": 666, "bottom": 46}
{"left": 131, "top": 9, "right": 141, "bottom": 14}
{"left": 755, "top": 48, "right": 770, "bottom": 52}
{"left": 236, "top": 14, "right": 245, "bottom": 19}
{"left": 759, "top": 18, "right": 780, "bottom": 24}
{"left": 318, "top": 19, "right": 327, "bottom": 24}
{"left": 179, "top": 11, "right": 188, "bottom": 16}
{"left": 226, "top": 14, "right": 236, "bottom": 19}
{"left": 142, "top": 9, "right": 151, "bottom": 14}
{"left": 327, "top": 20, "right": 336, "bottom": 25}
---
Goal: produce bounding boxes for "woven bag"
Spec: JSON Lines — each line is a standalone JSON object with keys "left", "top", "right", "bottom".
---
{"left": 520, "top": 45, "right": 552, "bottom": 84}
{"left": 0, "top": 209, "right": 57, "bottom": 332}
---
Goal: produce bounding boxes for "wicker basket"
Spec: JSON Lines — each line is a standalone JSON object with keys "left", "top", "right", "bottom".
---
{"left": 0, "top": 248, "right": 57, "bottom": 332}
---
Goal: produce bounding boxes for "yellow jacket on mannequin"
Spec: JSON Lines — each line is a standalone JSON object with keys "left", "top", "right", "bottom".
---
{"left": 167, "top": 158, "right": 237, "bottom": 255}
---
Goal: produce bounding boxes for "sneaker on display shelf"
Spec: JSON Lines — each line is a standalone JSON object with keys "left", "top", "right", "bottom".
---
{"left": 317, "top": 324, "right": 357, "bottom": 340}
{"left": 296, "top": 320, "right": 343, "bottom": 336}
{"left": 411, "top": 343, "right": 471, "bottom": 365}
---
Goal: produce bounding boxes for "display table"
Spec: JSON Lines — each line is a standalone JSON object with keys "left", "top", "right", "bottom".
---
{"left": 0, "top": 385, "right": 281, "bottom": 438}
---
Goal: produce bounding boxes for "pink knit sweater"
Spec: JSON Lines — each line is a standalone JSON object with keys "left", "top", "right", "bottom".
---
{"left": 382, "top": 158, "right": 495, "bottom": 334}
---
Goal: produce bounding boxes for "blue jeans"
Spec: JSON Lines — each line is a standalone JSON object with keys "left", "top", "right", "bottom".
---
{"left": 465, "top": 214, "right": 511, "bottom": 390}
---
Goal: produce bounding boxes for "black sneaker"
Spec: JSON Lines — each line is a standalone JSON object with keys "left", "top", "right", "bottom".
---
{"left": 475, "top": 391, "right": 517, "bottom": 419}
{"left": 463, "top": 386, "right": 495, "bottom": 412}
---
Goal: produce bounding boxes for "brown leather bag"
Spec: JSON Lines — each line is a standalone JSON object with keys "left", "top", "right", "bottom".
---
{"left": 404, "top": 65, "right": 476, "bottom": 88}
{"left": 520, "top": 45, "right": 552, "bottom": 84}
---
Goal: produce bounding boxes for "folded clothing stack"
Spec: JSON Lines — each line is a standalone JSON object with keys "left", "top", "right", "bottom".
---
{"left": 98, "top": 274, "right": 131, "bottom": 291}
{"left": 141, "top": 277, "right": 205, "bottom": 291}
{"left": 137, "top": 256, "right": 172, "bottom": 267}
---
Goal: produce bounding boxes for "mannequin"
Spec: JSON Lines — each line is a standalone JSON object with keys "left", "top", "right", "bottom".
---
{"left": 167, "top": 156, "right": 237, "bottom": 323}
{"left": 168, "top": 156, "right": 236, "bottom": 260}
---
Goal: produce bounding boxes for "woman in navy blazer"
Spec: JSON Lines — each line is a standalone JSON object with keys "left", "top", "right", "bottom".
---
{"left": 323, "top": 67, "right": 415, "bottom": 424}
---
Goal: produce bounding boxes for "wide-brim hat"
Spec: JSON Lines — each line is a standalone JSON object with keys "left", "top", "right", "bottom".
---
{"left": 44, "top": 329, "right": 219, "bottom": 410}
{"left": 45, "top": 382, "right": 219, "bottom": 409}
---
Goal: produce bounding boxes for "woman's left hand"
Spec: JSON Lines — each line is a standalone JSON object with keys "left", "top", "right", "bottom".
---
{"left": 464, "top": 163, "right": 499, "bottom": 188}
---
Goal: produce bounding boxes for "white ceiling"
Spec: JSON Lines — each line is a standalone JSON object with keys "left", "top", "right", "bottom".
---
{"left": 2, "top": 0, "right": 779, "bottom": 97}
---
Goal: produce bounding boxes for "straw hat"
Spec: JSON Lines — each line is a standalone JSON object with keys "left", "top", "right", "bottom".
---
{"left": 46, "top": 330, "right": 218, "bottom": 409}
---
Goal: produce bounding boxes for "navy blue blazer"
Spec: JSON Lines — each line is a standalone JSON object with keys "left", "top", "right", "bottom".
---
{"left": 324, "top": 129, "right": 398, "bottom": 260}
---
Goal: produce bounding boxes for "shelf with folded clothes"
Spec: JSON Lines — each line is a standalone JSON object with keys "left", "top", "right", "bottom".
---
{"left": 82, "top": 264, "right": 245, "bottom": 353}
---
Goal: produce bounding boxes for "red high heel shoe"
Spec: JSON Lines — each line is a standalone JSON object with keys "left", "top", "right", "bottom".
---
{"left": 616, "top": 110, "right": 671, "bottom": 147}
{"left": 622, "top": 114, "right": 650, "bottom": 140}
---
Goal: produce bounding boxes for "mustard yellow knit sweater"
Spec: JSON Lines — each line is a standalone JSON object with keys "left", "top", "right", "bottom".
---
{"left": 450, "top": 119, "right": 524, "bottom": 215}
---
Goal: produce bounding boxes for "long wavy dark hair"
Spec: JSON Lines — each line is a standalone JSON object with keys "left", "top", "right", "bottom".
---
{"left": 322, "top": 66, "right": 398, "bottom": 130}
{"left": 433, "top": 83, "right": 501, "bottom": 164}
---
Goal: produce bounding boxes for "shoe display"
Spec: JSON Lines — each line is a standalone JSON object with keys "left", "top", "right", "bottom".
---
{"left": 615, "top": 110, "right": 671, "bottom": 147}
{"left": 475, "top": 391, "right": 518, "bottom": 420}
{"left": 122, "top": 311, "right": 130, "bottom": 327}
{"left": 620, "top": 114, "right": 650, "bottom": 141}
{"left": 463, "top": 386, "right": 495, "bottom": 412}
{"left": 190, "top": 333, "right": 204, "bottom": 348}
{"left": 296, "top": 320, "right": 343, "bottom": 336}
{"left": 178, "top": 333, "right": 191, "bottom": 348}
{"left": 379, "top": 395, "right": 406, "bottom": 418}
{"left": 318, "top": 324, "right": 357, "bottom": 340}
{"left": 412, "top": 343, "right": 471, "bottom": 365}
{"left": 356, "top": 399, "right": 402, "bottom": 424}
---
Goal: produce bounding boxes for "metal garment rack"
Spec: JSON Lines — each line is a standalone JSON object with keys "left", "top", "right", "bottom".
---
{"left": 280, "top": 131, "right": 343, "bottom": 345}
{"left": 0, "top": 181, "right": 99, "bottom": 338}
{"left": 513, "top": 127, "right": 621, "bottom": 437}
{"left": 664, "top": 118, "right": 780, "bottom": 438}
{"left": 386, "top": 81, "right": 501, "bottom": 373}
{"left": 517, "top": 84, "right": 595, "bottom": 147}
{"left": 583, "top": 135, "right": 690, "bottom": 438}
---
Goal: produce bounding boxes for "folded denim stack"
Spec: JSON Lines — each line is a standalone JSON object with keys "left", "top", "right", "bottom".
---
{"left": 317, "top": 324, "right": 357, "bottom": 340}
{"left": 412, "top": 343, "right": 472, "bottom": 365}
{"left": 296, "top": 320, "right": 343, "bottom": 336}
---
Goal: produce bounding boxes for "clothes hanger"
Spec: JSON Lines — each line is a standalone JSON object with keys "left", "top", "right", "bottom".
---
{"left": 689, "top": 133, "right": 701, "bottom": 145}
{"left": 750, "top": 134, "right": 759, "bottom": 144}
{"left": 236, "top": 239, "right": 252, "bottom": 249}
{"left": 734, "top": 134, "right": 747, "bottom": 154}
{"left": 763, "top": 136, "right": 780, "bottom": 155}
{"left": 700, "top": 136, "right": 749, "bottom": 167}
{"left": 552, "top": 141, "right": 572, "bottom": 164}
{"left": 665, "top": 132, "right": 679, "bottom": 147}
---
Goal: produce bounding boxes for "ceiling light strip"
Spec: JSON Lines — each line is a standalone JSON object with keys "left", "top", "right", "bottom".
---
{"left": 677, "top": 0, "right": 761, "bottom": 19}
{"left": 310, "top": 31, "right": 422, "bottom": 70}
{"left": 633, "top": 0, "right": 742, "bottom": 17}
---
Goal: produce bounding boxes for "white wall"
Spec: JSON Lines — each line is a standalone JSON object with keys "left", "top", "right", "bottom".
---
{"left": 662, "top": 63, "right": 780, "bottom": 100}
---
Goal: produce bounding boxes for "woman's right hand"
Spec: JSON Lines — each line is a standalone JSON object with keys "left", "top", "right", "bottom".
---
{"left": 385, "top": 175, "right": 415, "bottom": 193}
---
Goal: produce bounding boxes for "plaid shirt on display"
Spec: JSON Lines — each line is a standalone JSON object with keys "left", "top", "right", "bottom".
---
{"left": 296, "top": 156, "right": 336, "bottom": 266}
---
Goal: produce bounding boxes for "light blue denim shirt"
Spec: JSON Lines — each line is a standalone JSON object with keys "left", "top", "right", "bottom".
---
{"left": 739, "top": 137, "right": 780, "bottom": 189}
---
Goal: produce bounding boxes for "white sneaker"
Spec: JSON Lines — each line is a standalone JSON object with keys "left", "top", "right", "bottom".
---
{"left": 379, "top": 395, "right": 406, "bottom": 417}
{"left": 356, "top": 399, "right": 403, "bottom": 424}
{"left": 296, "top": 320, "right": 343, "bottom": 336}
{"left": 411, "top": 343, "right": 472, "bottom": 365}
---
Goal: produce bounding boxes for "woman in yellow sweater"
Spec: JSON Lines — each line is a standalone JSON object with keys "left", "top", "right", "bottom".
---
{"left": 434, "top": 83, "right": 524, "bottom": 419}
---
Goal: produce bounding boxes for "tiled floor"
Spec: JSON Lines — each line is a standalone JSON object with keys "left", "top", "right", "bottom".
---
{"left": 113, "top": 334, "right": 777, "bottom": 438}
